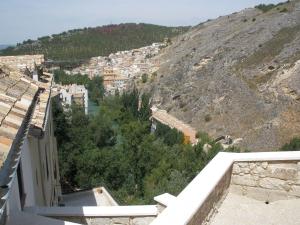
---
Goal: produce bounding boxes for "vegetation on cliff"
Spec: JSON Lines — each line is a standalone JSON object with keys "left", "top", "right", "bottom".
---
{"left": 281, "top": 138, "right": 300, "bottom": 151}
{"left": 52, "top": 89, "right": 223, "bottom": 204}
{"left": 255, "top": 1, "right": 289, "bottom": 13}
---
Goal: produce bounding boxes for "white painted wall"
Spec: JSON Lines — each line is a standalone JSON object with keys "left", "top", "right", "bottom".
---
{"left": 60, "top": 84, "right": 89, "bottom": 114}
{"left": 21, "top": 139, "right": 36, "bottom": 207}
{"left": 7, "top": 174, "right": 21, "bottom": 214}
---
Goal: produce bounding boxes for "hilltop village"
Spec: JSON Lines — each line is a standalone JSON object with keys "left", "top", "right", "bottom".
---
{"left": 66, "top": 42, "right": 166, "bottom": 94}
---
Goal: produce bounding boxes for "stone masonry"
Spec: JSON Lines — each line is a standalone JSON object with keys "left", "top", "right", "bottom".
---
{"left": 231, "top": 161, "right": 300, "bottom": 201}
{"left": 52, "top": 216, "right": 155, "bottom": 225}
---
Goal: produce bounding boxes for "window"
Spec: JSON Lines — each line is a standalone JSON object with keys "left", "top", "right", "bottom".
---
{"left": 36, "top": 169, "right": 39, "bottom": 186}
{"left": 53, "top": 160, "right": 57, "bottom": 180}
{"left": 17, "top": 163, "right": 26, "bottom": 208}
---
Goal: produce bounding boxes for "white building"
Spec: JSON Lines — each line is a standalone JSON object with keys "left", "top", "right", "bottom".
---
{"left": 0, "top": 60, "right": 62, "bottom": 224}
{"left": 59, "top": 84, "right": 89, "bottom": 114}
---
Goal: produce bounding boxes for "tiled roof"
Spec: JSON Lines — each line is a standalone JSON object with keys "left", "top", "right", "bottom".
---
{"left": 151, "top": 107, "right": 198, "bottom": 145}
{"left": 0, "top": 55, "right": 44, "bottom": 72}
{"left": 0, "top": 65, "right": 39, "bottom": 166}
{"left": 31, "top": 72, "right": 53, "bottom": 130}
{"left": 0, "top": 65, "right": 53, "bottom": 168}
{"left": 0, "top": 57, "right": 53, "bottom": 222}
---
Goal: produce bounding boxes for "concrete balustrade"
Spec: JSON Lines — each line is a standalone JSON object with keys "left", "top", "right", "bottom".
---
{"left": 25, "top": 205, "right": 158, "bottom": 225}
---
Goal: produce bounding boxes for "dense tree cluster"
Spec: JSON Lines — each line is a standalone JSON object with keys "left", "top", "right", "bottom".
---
{"left": 52, "top": 89, "right": 224, "bottom": 204}
{"left": 255, "top": 1, "right": 289, "bottom": 13}
{"left": 54, "top": 70, "right": 105, "bottom": 104}
{"left": 0, "top": 23, "right": 189, "bottom": 62}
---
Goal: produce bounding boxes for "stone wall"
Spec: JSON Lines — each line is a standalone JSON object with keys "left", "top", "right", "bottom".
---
{"left": 0, "top": 55, "right": 44, "bottom": 71}
{"left": 188, "top": 166, "right": 232, "bottom": 225}
{"left": 231, "top": 161, "right": 300, "bottom": 201}
{"left": 51, "top": 216, "right": 155, "bottom": 225}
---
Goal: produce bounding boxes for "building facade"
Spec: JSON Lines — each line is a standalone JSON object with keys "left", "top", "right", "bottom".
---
{"left": 0, "top": 57, "right": 61, "bottom": 224}
{"left": 59, "top": 84, "right": 89, "bottom": 115}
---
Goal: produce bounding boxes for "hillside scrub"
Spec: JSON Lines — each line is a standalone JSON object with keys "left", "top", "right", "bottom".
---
{"left": 255, "top": 1, "right": 289, "bottom": 13}
{"left": 280, "top": 138, "right": 300, "bottom": 151}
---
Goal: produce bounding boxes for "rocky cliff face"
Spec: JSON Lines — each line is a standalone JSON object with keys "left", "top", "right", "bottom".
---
{"left": 147, "top": 0, "right": 300, "bottom": 151}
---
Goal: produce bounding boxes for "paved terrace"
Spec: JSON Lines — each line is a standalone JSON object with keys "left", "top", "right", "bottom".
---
{"left": 209, "top": 192, "right": 300, "bottom": 225}
{"left": 62, "top": 187, "right": 118, "bottom": 207}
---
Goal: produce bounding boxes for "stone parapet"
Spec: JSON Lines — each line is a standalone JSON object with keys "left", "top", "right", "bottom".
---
{"left": 231, "top": 161, "right": 300, "bottom": 201}
{"left": 54, "top": 216, "right": 155, "bottom": 225}
{"left": 151, "top": 152, "right": 300, "bottom": 225}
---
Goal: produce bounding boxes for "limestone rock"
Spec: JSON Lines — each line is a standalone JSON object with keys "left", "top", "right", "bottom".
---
{"left": 261, "top": 162, "right": 268, "bottom": 169}
{"left": 203, "top": 143, "right": 212, "bottom": 153}
{"left": 132, "top": 217, "right": 155, "bottom": 225}
{"left": 267, "top": 164, "right": 298, "bottom": 180}
{"left": 249, "top": 163, "right": 256, "bottom": 170}
{"left": 112, "top": 217, "right": 130, "bottom": 225}
{"left": 290, "top": 185, "right": 300, "bottom": 197}
{"left": 259, "top": 177, "right": 288, "bottom": 190}
{"left": 145, "top": 0, "right": 300, "bottom": 151}
{"left": 232, "top": 164, "right": 241, "bottom": 174}
{"left": 232, "top": 174, "right": 257, "bottom": 187}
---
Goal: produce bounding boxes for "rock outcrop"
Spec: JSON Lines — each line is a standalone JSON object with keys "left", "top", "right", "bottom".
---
{"left": 147, "top": 0, "right": 300, "bottom": 151}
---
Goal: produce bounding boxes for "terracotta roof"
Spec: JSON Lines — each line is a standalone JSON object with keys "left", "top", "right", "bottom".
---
{"left": 0, "top": 57, "right": 53, "bottom": 220}
{"left": 31, "top": 72, "right": 53, "bottom": 130}
{"left": 0, "top": 55, "right": 44, "bottom": 72}
{"left": 0, "top": 65, "right": 53, "bottom": 168}
{"left": 0, "top": 65, "right": 39, "bottom": 167}
{"left": 151, "top": 107, "right": 198, "bottom": 145}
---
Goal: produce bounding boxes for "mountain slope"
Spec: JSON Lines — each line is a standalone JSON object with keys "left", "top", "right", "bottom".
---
{"left": 0, "top": 45, "right": 12, "bottom": 50}
{"left": 148, "top": 0, "right": 300, "bottom": 151}
{"left": 0, "top": 23, "right": 189, "bottom": 62}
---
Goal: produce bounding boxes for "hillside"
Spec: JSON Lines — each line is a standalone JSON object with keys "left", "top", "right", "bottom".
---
{"left": 0, "top": 23, "right": 189, "bottom": 62}
{"left": 0, "top": 45, "right": 12, "bottom": 50}
{"left": 146, "top": 0, "right": 300, "bottom": 151}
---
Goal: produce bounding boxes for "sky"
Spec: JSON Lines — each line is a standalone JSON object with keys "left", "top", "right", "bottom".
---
{"left": 0, "top": 0, "right": 283, "bottom": 44}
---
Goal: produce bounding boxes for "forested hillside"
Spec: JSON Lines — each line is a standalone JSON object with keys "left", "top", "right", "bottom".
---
{"left": 0, "top": 23, "right": 189, "bottom": 61}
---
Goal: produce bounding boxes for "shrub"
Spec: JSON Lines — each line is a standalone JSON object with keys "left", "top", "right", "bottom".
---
{"left": 268, "top": 65, "right": 275, "bottom": 70}
{"left": 255, "top": 4, "right": 275, "bottom": 12}
{"left": 280, "top": 8, "right": 288, "bottom": 13}
{"left": 280, "top": 138, "right": 300, "bottom": 151}
{"left": 204, "top": 114, "right": 212, "bottom": 122}
{"left": 255, "top": 2, "right": 289, "bottom": 13}
{"left": 196, "top": 132, "right": 211, "bottom": 143}
{"left": 142, "top": 73, "right": 148, "bottom": 83}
